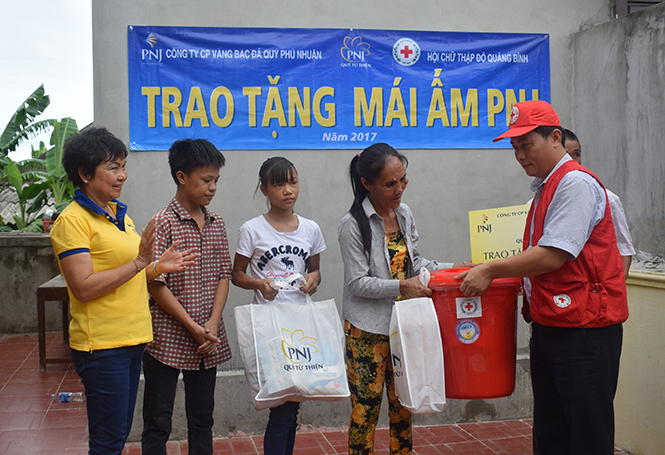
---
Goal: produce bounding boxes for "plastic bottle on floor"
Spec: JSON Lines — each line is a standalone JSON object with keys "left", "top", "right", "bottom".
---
{"left": 52, "top": 392, "right": 84, "bottom": 402}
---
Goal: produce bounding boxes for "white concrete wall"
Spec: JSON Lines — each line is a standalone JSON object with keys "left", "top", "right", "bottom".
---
{"left": 571, "top": 2, "right": 665, "bottom": 257}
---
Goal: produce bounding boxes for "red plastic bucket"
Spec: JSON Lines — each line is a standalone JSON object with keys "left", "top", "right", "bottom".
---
{"left": 428, "top": 268, "right": 521, "bottom": 399}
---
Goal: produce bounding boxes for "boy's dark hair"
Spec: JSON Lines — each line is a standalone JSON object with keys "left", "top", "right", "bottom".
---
{"left": 63, "top": 127, "right": 128, "bottom": 187}
{"left": 168, "top": 139, "right": 225, "bottom": 184}
{"left": 533, "top": 126, "right": 566, "bottom": 147}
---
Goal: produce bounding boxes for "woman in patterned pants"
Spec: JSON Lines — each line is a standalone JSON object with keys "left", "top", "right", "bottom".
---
{"left": 338, "top": 143, "right": 462, "bottom": 454}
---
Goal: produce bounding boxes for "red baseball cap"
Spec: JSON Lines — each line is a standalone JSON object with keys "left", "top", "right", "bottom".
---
{"left": 493, "top": 100, "right": 561, "bottom": 142}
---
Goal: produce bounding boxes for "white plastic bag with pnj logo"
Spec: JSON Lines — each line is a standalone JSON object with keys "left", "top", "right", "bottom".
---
{"left": 235, "top": 275, "right": 349, "bottom": 410}
{"left": 389, "top": 294, "right": 446, "bottom": 413}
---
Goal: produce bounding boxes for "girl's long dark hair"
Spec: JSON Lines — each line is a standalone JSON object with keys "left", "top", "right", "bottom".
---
{"left": 348, "top": 143, "right": 408, "bottom": 254}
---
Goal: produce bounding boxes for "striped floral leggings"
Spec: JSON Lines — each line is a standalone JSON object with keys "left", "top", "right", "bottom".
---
{"left": 345, "top": 321, "right": 412, "bottom": 455}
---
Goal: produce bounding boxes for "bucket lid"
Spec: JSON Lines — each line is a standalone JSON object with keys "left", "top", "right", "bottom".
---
{"left": 428, "top": 267, "right": 522, "bottom": 290}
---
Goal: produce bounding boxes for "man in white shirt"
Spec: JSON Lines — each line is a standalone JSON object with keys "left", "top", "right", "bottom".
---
{"left": 458, "top": 101, "right": 628, "bottom": 455}
{"left": 563, "top": 128, "right": 635, "bottom": 278}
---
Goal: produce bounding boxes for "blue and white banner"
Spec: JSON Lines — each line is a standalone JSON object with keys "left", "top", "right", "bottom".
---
{"left": 128, "top": 26, "right": 550, "bottom": 150}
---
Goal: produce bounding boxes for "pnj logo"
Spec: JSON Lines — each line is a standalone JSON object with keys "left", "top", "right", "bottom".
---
{"left": 281, "top": 329, "right": 318, "bottom": 364}
{"left": 477, "top": 214, "right": 491, "bottom": 233}
{"left": 146, "top": 33, "right": 158, "bottom": 48}
{"left": 141, "top": 33, "right": 162, "bottom": 62}
{"left": 340, "top": 36, "right": 371, "bottom": 62}
{"left": 478, "top": 225, "right": 492, "bottom": 233}
{"left": 393, "top": 38, "right": 420, "bottom": 66}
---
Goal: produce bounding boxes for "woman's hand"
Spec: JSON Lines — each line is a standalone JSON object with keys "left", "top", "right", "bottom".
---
{"left": 135, "top": 218, "right": 157, "bottom": 269}
{"left": 156, "top": 241, "right": 200, "bottom": 274}
{"left": 399, "top": 275, "right": 432, "bottom": 299}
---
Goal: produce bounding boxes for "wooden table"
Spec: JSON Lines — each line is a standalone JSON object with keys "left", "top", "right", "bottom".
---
{"left": 37, "top": 275, "right": 70, "bottom": 371}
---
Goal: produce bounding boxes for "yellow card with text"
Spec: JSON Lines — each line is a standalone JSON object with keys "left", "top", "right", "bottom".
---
{"left": 469, "top": 204, "right": 531, "bottom": 263}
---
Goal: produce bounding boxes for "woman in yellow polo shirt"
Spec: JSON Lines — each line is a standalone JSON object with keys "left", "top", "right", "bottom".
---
{"left": 50, "top": 127, "right": 197, "bottom": 455}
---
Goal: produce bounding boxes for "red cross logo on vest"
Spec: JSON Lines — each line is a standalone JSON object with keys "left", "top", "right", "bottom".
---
{"left": 553, "top": 294, "right": 572, "bottom": 308}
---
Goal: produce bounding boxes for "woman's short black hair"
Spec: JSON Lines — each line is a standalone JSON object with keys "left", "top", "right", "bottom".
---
{"left": 63, "top": 127, "right": 128, "bottom": 187}
{"left": 168, "top": 139, "right": 226, "bottom": 184}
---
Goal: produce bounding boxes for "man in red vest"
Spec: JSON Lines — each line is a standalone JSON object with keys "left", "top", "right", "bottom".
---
{"left": 457, "top": 100, "right": 628, "bottom": 455}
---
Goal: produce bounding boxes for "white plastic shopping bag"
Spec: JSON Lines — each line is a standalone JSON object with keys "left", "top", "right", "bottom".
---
{"left": 389, "top": 296, "right": 446, "bottom": 413}
{"left": 234, "top": 275, "right": 349, "bottom": 410}
{"left": 235, "top": 303, "right": 284, "bottom": 410}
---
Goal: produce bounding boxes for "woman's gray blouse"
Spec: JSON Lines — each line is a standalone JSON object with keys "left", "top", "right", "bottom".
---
{"left": 338, "top": 197, "right": 452, "bottom": 335}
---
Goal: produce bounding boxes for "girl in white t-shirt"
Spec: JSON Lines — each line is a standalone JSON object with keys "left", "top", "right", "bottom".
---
{"left": 232, "top": 156, "right": 326, "bottom": 455}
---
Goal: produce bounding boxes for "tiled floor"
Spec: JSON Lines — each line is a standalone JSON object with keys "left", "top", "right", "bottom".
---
{"left": 0, "top": 332, "right": 629, "bottom": 455}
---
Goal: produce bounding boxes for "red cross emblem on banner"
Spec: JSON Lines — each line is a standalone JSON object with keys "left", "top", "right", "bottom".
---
{"left": 400, "top": 45, "right": 414, "bottom": 59}
{"left": 393, "top": 38, "right": 420, "bottom": 66}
